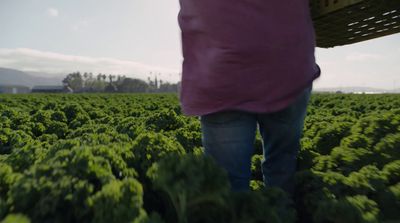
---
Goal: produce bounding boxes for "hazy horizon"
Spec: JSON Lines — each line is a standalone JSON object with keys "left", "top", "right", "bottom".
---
{"left": 1, "top": 0, "right": 400, "bottom": 89}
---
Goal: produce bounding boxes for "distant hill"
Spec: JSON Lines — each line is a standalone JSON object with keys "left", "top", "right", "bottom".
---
{"left": 0, "top": 67, "right": 63, "bottom": 88}
{"left": 314, "top": 86, "right": 400, "bottom": 93}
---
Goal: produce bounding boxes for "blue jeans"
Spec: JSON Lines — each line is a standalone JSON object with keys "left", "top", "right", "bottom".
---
{"left": 200, "top": 86, "right": 312, "bottom": 193}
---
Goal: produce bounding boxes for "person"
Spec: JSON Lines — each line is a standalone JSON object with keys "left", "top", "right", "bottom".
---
{"left": 177, "top": 0, "right": 321, "bottom": 194}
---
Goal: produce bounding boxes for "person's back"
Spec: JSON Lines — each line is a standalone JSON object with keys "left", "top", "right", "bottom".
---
{"left": 178, "top": 0, "right": 320, "bottom": 116}
{"left": 178, "top": 0, "right": 320, "bottom": 193}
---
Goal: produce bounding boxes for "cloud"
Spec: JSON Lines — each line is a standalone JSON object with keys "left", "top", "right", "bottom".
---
{"left": 316, "top": 59, "right": 337, "bottom": 67}
{"left": 345, "top": 53, "right": 383, "bottom": 62}
{"left": 47, "top": 8, "right": 59, "bottom": 17}
{"left": 0, "top": 48, "right": 181, "bottom": 82}
{"left": 71, "top": 19, "right": 91, "bottom": 31}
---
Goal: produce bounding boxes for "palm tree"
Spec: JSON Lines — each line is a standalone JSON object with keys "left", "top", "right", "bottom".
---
{"left": 108, "top": 74, "right": 116, "bottom": 83}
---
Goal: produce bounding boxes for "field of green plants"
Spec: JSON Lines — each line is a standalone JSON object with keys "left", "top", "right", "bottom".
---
{"left": 0, "top": 93, "right": 399, "bottom": 223}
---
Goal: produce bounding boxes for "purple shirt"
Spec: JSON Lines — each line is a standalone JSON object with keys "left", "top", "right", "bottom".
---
{"left": 178, "top": 0, "right": 321, "bottom": 116}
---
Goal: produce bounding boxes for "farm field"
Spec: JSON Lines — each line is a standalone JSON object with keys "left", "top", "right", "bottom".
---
{"left": 0, "top": 93, "right": 399, "bottom": 223}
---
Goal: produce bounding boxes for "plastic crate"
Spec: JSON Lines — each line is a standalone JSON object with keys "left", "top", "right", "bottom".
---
{"left": 311, "top": 0, "right": 400, "bottom": 48}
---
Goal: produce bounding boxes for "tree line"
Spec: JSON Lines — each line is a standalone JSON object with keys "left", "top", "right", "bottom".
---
{"left": 62, "top": 72, "right": 180, "bottom": 93}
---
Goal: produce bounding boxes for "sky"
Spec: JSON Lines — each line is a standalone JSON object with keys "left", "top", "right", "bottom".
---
{"left": 0, "top": 0, "right": 399, "bottom": 89}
